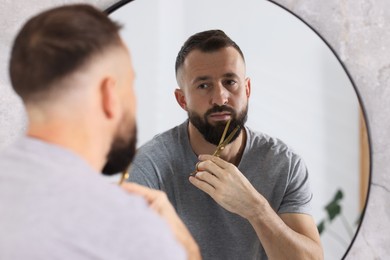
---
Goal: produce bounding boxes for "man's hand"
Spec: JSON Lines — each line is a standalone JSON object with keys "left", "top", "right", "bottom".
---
{"left": 122, "top": 182, "right": 176, "bottom": 219}
{"left": 189, "top": 154, "right": 323, "bottom": 259}
{"left": 121, "top": 183, "right": 201, "bottom": 260}
{"left": 189, "top": 154, "right": 265, "bottom": 219}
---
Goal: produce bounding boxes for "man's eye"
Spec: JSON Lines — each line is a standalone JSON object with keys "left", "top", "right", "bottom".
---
{"left": 225, "top": 80, "right": 237, "bottom": 86}
{"left": 198, "top": 84, "right": 209, "bottom": 89}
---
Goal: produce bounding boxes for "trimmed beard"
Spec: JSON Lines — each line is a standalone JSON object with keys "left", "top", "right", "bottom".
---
{"left": 102, "top": 125, "right": 137, "bottom": 176}
{"left": 188, "top": 104, "right": 248, "bottom": 145}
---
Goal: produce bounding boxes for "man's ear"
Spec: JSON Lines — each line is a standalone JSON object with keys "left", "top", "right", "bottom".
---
{"left": 101, "top": 76, "right": 118, "bottom": 120}
{"left": 245, "top": 77, "right": 251, "bottom": 98}
{"left": 174, "top": 88, "right": 188, "bottom": 111}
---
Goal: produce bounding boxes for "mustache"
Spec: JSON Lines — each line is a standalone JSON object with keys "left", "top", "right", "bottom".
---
{"left": 204, "top": 105, "right": 236, "bottom": 117}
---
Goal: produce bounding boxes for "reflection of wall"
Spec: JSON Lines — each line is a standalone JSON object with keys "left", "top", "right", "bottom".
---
{"left": 0, "top": 0, "right": 113, "bottom": 149}
{"left": 274, "top": 2, "right": 390, "bottom": 259}
{"left": 117, "top": 0, "right": 188, "bottom": 146}
{"left": 0, "top": 0, "right": 389, "bottom": 259}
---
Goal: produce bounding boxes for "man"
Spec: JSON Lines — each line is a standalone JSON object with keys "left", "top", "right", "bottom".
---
{"left": 0, "top": 4, "right": 200, "bottom": 259}
{"left": 129, "top": 30, "right": 323, "bottom": 259}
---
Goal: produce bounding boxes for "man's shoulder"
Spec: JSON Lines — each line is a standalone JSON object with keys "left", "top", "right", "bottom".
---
{"left": 137, "top": 122, "right": 187, "bottom": 155}
{"left": 245, "top": 127, "right": 301, "bottom": 161}
{"left": 0, "top": 142, "right": 186, "bottom": 259}
{"left": 0, "top": 180, "right": 185, "bottom": 259}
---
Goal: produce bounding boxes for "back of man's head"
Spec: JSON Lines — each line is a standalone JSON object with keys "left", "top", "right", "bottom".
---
{"left": 9, "top": 4, "right": 122, "bottom": 103}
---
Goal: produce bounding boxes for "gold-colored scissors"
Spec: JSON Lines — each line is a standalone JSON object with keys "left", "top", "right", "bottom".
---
{"left": 118, "top": 166, "right": 130, "bottom": 185}
{"left": 190, "top": 119, "right": 241, "bottom": 176}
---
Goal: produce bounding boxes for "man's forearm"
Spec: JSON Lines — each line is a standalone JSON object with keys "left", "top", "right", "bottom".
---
{"left": 246, "top": 199, "right": 323, "bottom": 260}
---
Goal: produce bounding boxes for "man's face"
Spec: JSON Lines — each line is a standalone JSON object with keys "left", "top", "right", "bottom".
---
{"left": 176, "top": 47, "right": 250, "bottom": 145}
{"left": 102, "top": 46, "right": 137, "bottom": 175}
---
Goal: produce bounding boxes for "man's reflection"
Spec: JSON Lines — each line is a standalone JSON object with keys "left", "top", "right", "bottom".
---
{"left": 129, "top": 29, "right": 323, "bottom": 259}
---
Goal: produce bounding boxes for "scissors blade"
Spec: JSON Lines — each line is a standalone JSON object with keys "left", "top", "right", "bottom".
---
{"left": 218, "top": 119, "right": 231, "bottom": 146}
{"left": 212, "top": 125, "right": 241, "bottom": 157}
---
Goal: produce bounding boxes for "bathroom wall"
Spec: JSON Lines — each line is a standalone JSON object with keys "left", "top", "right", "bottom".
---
{"left": 274, "top": 1, "right": 390, "bottom": 258}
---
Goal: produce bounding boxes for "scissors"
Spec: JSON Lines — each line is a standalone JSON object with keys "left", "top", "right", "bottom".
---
{"left": 118, "top": 170, "right": 129, "bottom": 185}
{"left": 190, "top": 119, "right": 241, "bottom": 176}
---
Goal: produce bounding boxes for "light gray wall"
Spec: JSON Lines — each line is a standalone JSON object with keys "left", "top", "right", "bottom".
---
{"left": 0, "top": 0, "right": 115, "bottom": 149}
{"left": 274, "top": 1, "right": 390, "bottom": 258}
{"left": 0, "top": 0, "right": 388, "bottom": 258}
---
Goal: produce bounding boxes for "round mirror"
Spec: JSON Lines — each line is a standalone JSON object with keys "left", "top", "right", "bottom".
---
{"left": 108, "top": 0, "right": 370, "bottom": 258}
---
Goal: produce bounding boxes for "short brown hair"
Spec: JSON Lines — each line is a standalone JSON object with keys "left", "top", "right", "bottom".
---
{"left": 9, "top": 4, "right": 122, "bottom": 101}
{"left": 175, "top": 29, "right": 245, "bottom": 75}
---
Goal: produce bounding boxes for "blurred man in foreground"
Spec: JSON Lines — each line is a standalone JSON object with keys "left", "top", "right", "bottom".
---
{"left": 0, "top": 4, "right": 200, "bottom": 259}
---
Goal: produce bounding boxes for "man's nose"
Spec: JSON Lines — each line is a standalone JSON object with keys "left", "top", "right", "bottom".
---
{"left": 211, "top": 84, "right": 229, "bottom": 106}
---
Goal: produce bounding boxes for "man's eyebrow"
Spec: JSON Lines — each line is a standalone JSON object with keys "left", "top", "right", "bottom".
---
{"left": 191, "top": 73, "right": 239, "bottom": 85}
{"left": 192, "top": 76, "right": 212, "bottom": 85}
{"left": 223, "top": 72, "right": 239, "bottom": 78}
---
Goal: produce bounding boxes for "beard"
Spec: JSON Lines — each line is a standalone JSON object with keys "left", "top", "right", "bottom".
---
{"left": 102, "top": 122, "right": 137, "bottom": 176}
{"left": 188, "top": 104, "right": 248, "bottom": 145}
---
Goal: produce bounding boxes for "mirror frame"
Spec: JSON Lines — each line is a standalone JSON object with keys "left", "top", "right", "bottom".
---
{"left": 104, "top": 1, "right": 373, "bottom": 258}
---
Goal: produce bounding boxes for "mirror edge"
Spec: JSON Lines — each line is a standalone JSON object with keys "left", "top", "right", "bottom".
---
{"left": 104, "top": 0, "right": 374, "bottom": 258}
{"left": 104, "top": 0, "right": 134, "bottom": 14}
{"left": 264, "top": 1, "right": 373, "bottom": 258}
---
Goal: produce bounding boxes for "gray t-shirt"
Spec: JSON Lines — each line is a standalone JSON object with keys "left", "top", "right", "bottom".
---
{"left": 0, "top": 137, "right": 186, "bottom": 260}
{"left": 129, "top": 121, "right": 312, "bottom": 260}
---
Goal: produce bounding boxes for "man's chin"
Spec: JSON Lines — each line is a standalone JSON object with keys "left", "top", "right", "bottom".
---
{"left": 102, "top": 133, "right": 137, "bottom": 176}
{"left": 101, "top": 155, "right": 133, "bottom": 176}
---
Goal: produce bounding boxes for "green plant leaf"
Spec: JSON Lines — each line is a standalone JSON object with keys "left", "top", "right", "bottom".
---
{"left": 317, "top": 220, "right": 325, "bottom": 234}
{"left": 326, "top": 190, "right": 343, "bottom": 207}
{"left": 325, "top": 202, "right": 341, "bottom": 221}
{"left": 334, "top": 189, "right": 343, "bottom": 201}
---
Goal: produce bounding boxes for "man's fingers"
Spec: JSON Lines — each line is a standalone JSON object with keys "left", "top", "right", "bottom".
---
{"left": 121, "top": 182, "right": 149, "bottom": 194}
{"left": 198, "top": 154, "right": 229, "bottom": 169}
{"left": 121, "top": 182, "right": 156, "bottom": 203}
{"left": 198, "top": 160, "right": 226, "bottom": 179}
{"left": 194, "top": 170, "right": 220, "bottom": 187}
{"left": 189, "top": 175, "right": 215, "bottom": 195}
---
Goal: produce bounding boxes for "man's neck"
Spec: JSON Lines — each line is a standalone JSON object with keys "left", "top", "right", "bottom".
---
{"left": 27, "top": 121, "right": 108, "bottom": 173}
{"left": 187, "top": 122, "right": 246, "bottom": 166}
